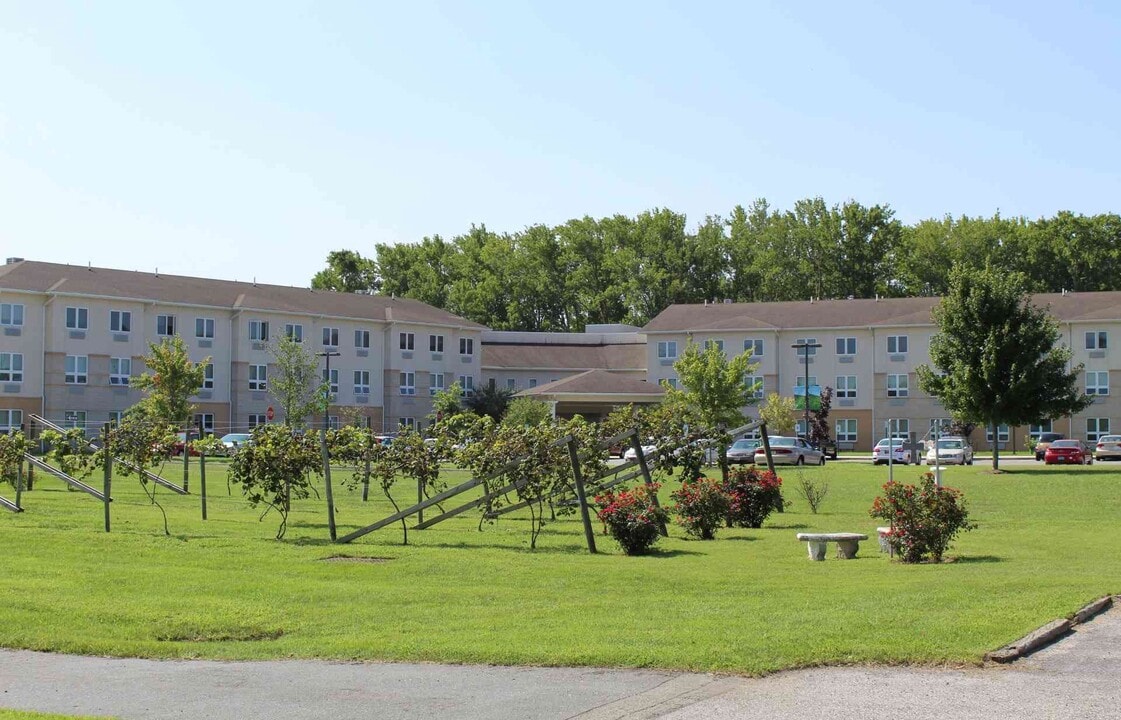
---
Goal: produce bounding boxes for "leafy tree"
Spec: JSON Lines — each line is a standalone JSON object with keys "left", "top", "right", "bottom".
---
{"left": 669, "top": 341, "right": 760, "bottom": 431}
{"left": 311, "top": 250, "right": 379, "bottom": 294}
{"left": 464, "top": 382, "right": 515, "bottom": 421}
{"left": 228, "top": 424, "right": 322, "bottom": 539}
{"left": 268, "top": 333, "right": 326, "bottom": 428}
{"left": 131, "top": 336, "right": 208, "bottom": 426}
{"left": 807, "top": 386, "right": 833, "bottom": 448}
{"left": 917, "top": 264, "right": 1093, "bottom": 470}
{"left": 759, "top": 393, "right": 796, "bottom": 435}
{"left": 502, "top": 397, "right": 552, "bottom": 427}
{"left": 428, "top": 381, "right": 465, "bottom": 428}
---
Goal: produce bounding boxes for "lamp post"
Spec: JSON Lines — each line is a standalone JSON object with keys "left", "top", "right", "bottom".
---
{"left": 317, "top": 351, "right": 341, "bottom": 430}
{"left": 791, "top": 341, "right": 822, "bottom": 440}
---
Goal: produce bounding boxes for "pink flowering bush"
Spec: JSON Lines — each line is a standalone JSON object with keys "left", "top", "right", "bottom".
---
{"left": 870, "top": 472, "right": 976, "bottom": 563}
{"left": 670, "top": 477, "right": 730, "bottom": 540}
{"left": 595, "top": 483, "right": 668, "bottom": 555}
{"left": 722, "top": 466, "right": 784, "bottom": 528}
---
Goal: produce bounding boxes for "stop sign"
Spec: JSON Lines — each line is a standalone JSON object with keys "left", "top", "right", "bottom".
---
{"left": 266, "top": 406, "right": 275, "bottom": 421}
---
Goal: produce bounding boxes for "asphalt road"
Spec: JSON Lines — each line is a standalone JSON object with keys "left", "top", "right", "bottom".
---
{"left": 1, "top": 605, "right": 1117, "bottom": 720}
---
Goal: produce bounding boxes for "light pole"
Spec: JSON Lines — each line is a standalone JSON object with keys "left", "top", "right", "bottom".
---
{"left": 791, "top": 341, "right": 822, "bottom": 440}
{"left": 317, "top": 351, "right": 341, "bottom": 430}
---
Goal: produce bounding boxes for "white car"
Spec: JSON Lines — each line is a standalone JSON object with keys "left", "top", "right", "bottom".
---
{"left": 872, "top": 438, "right": 911, "bottom": 465}
{"left": 1094, "top": 435, "right": 1121, "bottom": 461}
{"left": 753, "top": 436, "right": 825, "bottom": 466}
{"left": 623, "top": 444, "right": 658, "bottom": 462}
{"left": 925, "top": 437, "right": 974, "bottom": 466}
{"left": 218, "top": 432, "right": 252, "bottom": 454}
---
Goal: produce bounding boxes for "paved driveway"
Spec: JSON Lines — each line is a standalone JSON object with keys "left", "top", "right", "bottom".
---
{"left": 1, "top": 607, "right": 1117, "bottom": 720}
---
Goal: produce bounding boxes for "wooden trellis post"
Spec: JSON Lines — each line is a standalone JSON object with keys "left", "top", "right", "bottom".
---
{"left": 567, "top": 437, "right": 597, "bottom": 554}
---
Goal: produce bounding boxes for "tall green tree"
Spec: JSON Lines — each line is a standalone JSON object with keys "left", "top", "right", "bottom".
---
{"left": 917, "top": 264, "right": 1093, "bottom": 470}
{"left": 310, "top": 250, "right": 380, "bottom": 294}
{"left": 268, "top": 334, "right": 326, "bottom": 429}
{"left": 132, "top": 336, "right": 208, "bottom": 426}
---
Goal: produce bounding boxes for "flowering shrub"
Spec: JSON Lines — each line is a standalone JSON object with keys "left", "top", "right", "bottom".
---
{"left": 870, "top": 472, "right": 976, "bottom": 563}
{"left": 595, "top": 483, "right": 668, "bottom": 555}
{"left": 722, "top": 466, "right": 784, "bottom": 528}
{"left": 670, "top": 477, "right": 730, "bottom": 540}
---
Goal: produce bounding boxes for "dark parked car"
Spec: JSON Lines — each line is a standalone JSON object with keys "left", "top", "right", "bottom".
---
{"left": 1044, "top": 439, "right": 1093, "bottom": 465}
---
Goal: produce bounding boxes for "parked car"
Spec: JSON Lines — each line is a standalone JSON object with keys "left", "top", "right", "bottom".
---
{"left": 1094, "top": 435, "right": 1121, "bottom": 461}
{"left": 754, "top": 436, "right": 824, "bottom": 466}
{"left": 171, "top": 430, "right": 201, "bottom": 457}
{"left": 623, "top": 444, "right": 658, "bottom": 462}
{"left": 924, "top": 437, "right": 974, "bottom": 466}
{"left": 219, "top": 432, "right": 253, "bottom": 455}
{"left": 1034, "top": 432, "right": 1065, "bottom": 461}
{"left": 726, "top": 438, "right": 760, "bottom": 464}
{"left": 872, "top": 438, "right": 911, "bottom": 465}
{"left": 1044, "top": 439, "right": 1093, "bottom": 465}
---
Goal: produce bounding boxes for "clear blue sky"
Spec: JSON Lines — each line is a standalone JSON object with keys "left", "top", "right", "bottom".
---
{"left": 3, "top": 1, "right": 1119, "bottom": 287}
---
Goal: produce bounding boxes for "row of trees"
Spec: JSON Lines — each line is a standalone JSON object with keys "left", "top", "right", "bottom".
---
{"left": 311, "top": 201, "right": 1121, "bottom": 330}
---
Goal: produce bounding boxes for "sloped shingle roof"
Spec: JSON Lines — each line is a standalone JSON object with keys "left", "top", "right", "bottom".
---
{"left": 482, "top": 343, "right": 645, "bottom": 371}
{"left": 518, "top": 370, "right": 665, "bottom": 397}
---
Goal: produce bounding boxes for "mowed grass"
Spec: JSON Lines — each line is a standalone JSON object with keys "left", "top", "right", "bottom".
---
{"left": 0, "top": 456, "right": 1117, "bottom": 675}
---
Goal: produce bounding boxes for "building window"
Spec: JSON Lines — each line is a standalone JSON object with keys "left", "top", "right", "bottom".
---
{"left": 430, "top": 373, "right": 445, "bottom": 395}
{"left": 743, "top": 338, "right": 763, "bottom": 357}
{"left": 400, "top": 332, "right": 415, "bottom": 351}
{"left": 887, "top": 335, "right": 909, "bottom": 354}
{"left": 459, "top": 375, "right": 475, "bottom": 397}
{"left": 321, "top": 368, "right": 339, "bottom": 395}
{"left": 744, "top": 375, "right": 764, "bottom": 399}
{"left": 505, "top": 378, "right": 516, "bottom": 390}
{"left": 835, "top": 337, "right": 857, "bottom": 356}
{"left": 528, "top": 378, "right": 537, "bottom": 388}
{"left": 110, "top": 310, "right": 131, "bottom": 333}
{"left": 1029, "top": 421, "right": 1053, "bottom": 439}
{"left": 249, "top": 364, "right": 267, "bottom": 391}
{"left": 886, "top": 418, "right": 910, "bottom": 439}
{"left": 248, "top": 320, "right": 269, "bottom": 342}
{"left": 795, "top": 338, "right": 818, "bottom": 356}
{"left": 0, "top": 353, "right": 23, "bottom": 383}
{"left": 887, "top": 374, "right": 909, "bottom": 397}
{"left": 664, "top": 378, "right": 678, "bottom": 390}
{"left": 354, "top": 330, "right": 370, "bottom": 349}
{"left": 285, "top": 324, "right": 303, "bottom": 343}
{"left": 248, "top": 414, "right": 267, "bottom": 428}
{"left": 64, "top": 355, "right": 88, "bottom": 384}
{"left": 399, "top": 417, "right": 416, "bottom": 431}
{"left": 193, "top": 413, "right": 215, "bottom": 434}
{"left": 327, "top": 416, "right": 340, "bottom": 431}
{"left": 1, "top": 303, "right": 25, "bottom": 327}
{"left": 459, "top": 337, "right": 474, "bottom": 356}
{"left": 429, "top": 334, "right": 444, "bottom": 353}
{"left": 835, "top": 375, "right": 857, "bottom": 398}
{"left": 202, "top": 363, "right": 214, "bottom": 390}
{"left": 354, "top": 370, "right": 371, "bottom": 395}
{"left": 108, "top": 411, "right": 124, "bottom": 427}
{"left": 794, "top": 376, "right": 818, "bottom": 388}
{"left": 1087, "top": 418, "right": 1110, "bottom": 443}
{"left": 986, "top": 424, "right": 1011, "bottom": 444}
{"left": 109, "top": 357, "right": 131, "bottom": 386}
{"left": 657, "top": 341, "right": 678, "bottom": 359}
{"left": 322, "top": 327, "right": 339, "bottom": 347}
{"left": 1085, "top": 331, "right": 1108, "bottom": 350}
{"left": 0, "top": 409, "right": 22, "bottom": 433}
{"left": 65, "top": 306, "right": 88, "bottom": 330}
{"left": 399, "top": 371, "right": 415, "bottom": 395}
{"left": 705, "top": 339, "right": 724, "bottom": 353}
{"left": 64, "top": 410, "right": 87, "bottom": 429}
{"left": 836, "top": 419, "right": 858, "bottom": 443}
{"left": 930, "top": 418, "right": 952, "bottom": 435}
{"left": 1087, "top": 371, "right": 1110, "bottom": 395}
{"left": 196, "top": 317, "right": 215, "bottom": 339}
{"left": 156, "top": 315, "right": 176, "bottom": 336}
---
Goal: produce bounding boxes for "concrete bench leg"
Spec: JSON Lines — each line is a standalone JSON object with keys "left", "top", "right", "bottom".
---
{"left": 835, "top": 539, "right": 860, "bottom": 559}
{"left": 806, "top": 541, "right": 827, "bottom": 561}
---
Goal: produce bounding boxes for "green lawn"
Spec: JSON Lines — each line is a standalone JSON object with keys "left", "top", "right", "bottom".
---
{"left": 0, "top": 457, "right": 1117, "bottom": 675}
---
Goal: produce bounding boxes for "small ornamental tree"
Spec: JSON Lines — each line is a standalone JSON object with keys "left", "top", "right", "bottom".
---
{"left": 670, "top": 477, "right": 729, "bottom": 540}
{"left": 759, "top": 393, "right": 797, "bottom": 435}
{"left": 132, "top": 336, "right": 208, "bottom": 426}
{"left": 870, "top": 472, "right": 977, "bottom": 563}
{"left": 228, "top": 424, "right": 322, "bottom": 539}
{"left": 268, "top": 333, "right": 326, "bottom": 429}
{"left": 807, "top": 386, "right": 833, "bottom": 448}
{"left": 595, "top": 483, "right": 667, "bottom": 555}
{"left": 502, "top": 397, "right": 552, "bottom": 428}
{"left": 0, "top": 431, "right": 33, "bottom": 488}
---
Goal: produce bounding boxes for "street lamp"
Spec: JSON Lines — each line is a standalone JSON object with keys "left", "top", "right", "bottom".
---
{"left": 791, "top": 341, "right": 822, "bottom": 440}
{"left": 317, "top": 350, "right": 341, "bottom": 431}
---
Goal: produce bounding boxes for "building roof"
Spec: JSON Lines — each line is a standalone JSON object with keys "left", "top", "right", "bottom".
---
{"left": 643, "top": 292, "right": 1121, "bottom": 332}
{"left": 518, "top": 370, "right": 665, "bottom": 398}
{"left": 0, "top": 260, "right": 484, "bottom": 329}
{"left": 482, "top": 342, "right": 646, "bottom": 371}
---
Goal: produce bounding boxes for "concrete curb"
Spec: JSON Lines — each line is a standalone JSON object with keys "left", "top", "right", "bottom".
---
{"left": 985, "top": 595, "right": 1115, "bottom": 664}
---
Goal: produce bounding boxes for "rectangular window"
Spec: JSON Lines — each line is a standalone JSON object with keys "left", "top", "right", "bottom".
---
{"left": 657, "top": 341, "right": 678, "bottom": 359}
{"left": 744, "top": 375, "right": 764, "bottom": 399}
{"left": 248, "top": 320, "right": 269, "bottom": 342}
{"left": 743, "top": 338, "right": 763, "bottom": 357}
{"left": 399, "top": 371, "right": 415, "bottom": 395}
{"left": 886, "top": 418, "right": 910, "bottom": 439}
{"left": 459, "top": 375, "right": 475, "bottom": 397}
{"left": 248, "top": 414, "right": 267, "bottom": 428}
{"left": 459, "top": 337, "right": 473, "bottom": 356}
{"left": 202, "top": 363, "right": 214, "bottom": 390}
{"left": 930, "top": 418, "right": 952, "bottom": 435}
{"left": 887, "top": 374, "right": 909, "bottom": 397}
{"left": 354, "top": 330, "right": 370, "bottom": 349}
{"left": 1029, "top": 421, "right": 1053, "bottom": 439}
{"left": 505, "top": 378, "right": 516, "bottom": 390}
{"left": 836, "top": 419, "right": 858, "bottom": 443}
{"left": 193, "top": 413, "right": 215, "bottom": 434}
{"left": 399, "top": 417, "right": 416, "bottom": 431}
{"left": 795, "top": 338, "right": 818, "bottom": 356}
{"left": 705, "top": 339, "right": 724, "bottom": 353}
{"left": 986, "top": 424, "right": 1011, "bottom": 443}
{"left": 354, "top": 370, "right": 370, "bottom": 395}
{"left": 285, "top": 323, "right": 303, "bottom": 343}
{"left": 327, "top": 416, "right": 340, "bottom": 431}
{"left": 0, "top": 303, "right": 24, "bottom": 327}
{"left": 249, "top": 364, "right": 267, "bottom": 391}
{"left": 64, "top": 355, "right": 88, "bottom": 384}
{"left": 664, "top": 378, "right": 679, "bottom": 390}
{"left": 430, "top": 373, "right": 446, "bottom": 395}
{"left": 64, "top": 410, "right": 87, "bottom": 429}
{"left": 156, "top": 315, "right": 176, "bottom": 336}
{"left": 429, "top": 334, "right": 444, "bottom": 353}
{"left": 1085, "top": 331, "right": 1108, "bottom": 350}
{"left": 794, "top": 376, "right": 818, "bottom": 388}
{"left": 887, "top": 335, "right": 909, "bottom": 354}
{"left": 835, "top": 337, "right": 857, "bottom": 355}
{"left": 1086, "top": 371, "right": 1110, "bottom": 395}
{"left": 0, "top": 409, "right": 23, "bottom": 432}
{"left": 110, "top": 310, "right": 131, "bottom": 333}
{"left": 835, "top": 375, "right": 857, "bottom": 398}
{"left": 65, "top": 307, "right": 88, "bottom": 330}
{"left": 195, "top": 317, "right": 215, "bottom": 339}
{"left": 322, "top": 368, "right": 339, "bottom": 394}
{"left": 400, "top": 332, "right": 415, "bottom": 351}
{"left": 528, "top": 378, "right": 538, "bottom": 388}
{"left": 322, "top": 327, "right": 339, "bottom": 347}
{"left": 0, "top": 353, "right": 23, "bottom": 383}
{"left": 109, "top": 357, "right": 131, "bottom": 386}
{"left": 1087, "top": 417, "right": 1111, "bottom": 443}
{"left": 108, "top": 411, "right": 124, "bottom": 427}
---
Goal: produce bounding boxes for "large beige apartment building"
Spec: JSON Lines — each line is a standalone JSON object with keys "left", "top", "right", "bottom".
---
{"left": 0, "top": 260, "right": 484, "bottom": 435}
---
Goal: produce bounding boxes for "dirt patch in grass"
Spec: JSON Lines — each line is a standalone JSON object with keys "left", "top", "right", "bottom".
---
{"left": 320, "top": 555, "right": 393, "bottom": 564}
{"left": 155, "top": 626, "right": 285, "bottom": 643}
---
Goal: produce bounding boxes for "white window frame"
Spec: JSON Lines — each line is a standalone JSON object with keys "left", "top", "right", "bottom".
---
{"left": 836, "top": 419, "right": 858, "bottom": 443}
{"left": 65, "top": 306, "right": 88, "bottom": 330}
{"left": 285, "top": 323, "right": 303, "bottom": 343}
{"left": 528, "top": 378, "right": 538, "bottom": 388}
{"left": 327, "top": 416, "right": 341, "bottom": 431}
{"left": 930, "top": 418, "right": 952, "bottom": 435}
{"left": 430, "top": 334, "right": 444, "bottom": 353}
{"left": 202, "top": 363, "right": 214, "bottom": 390}
{"left": 0, "top": 353, "right": 23, "bottom": 383}
{"left": 1, "top": 303, "right": 25, "bottom": 327}
{"left": 0, "top": 409, "right": 23, "bottom": 433}
{"left": 322, "top": 368, "right": 339, "bottom": 394}
{"left": 193, "top": 413, "right": 215, "bottom": 434}
{"left": 1085, "top": 331, "right": 1108, "bottom": 350}
{"left": 986, "top": 424, "right": 1011, "bottom": 444}
{"left": 109, "top": 357, "right": 131, "bottom": 386}
{"left": 887, "top": 374, "right": 909, "bottom": 397}
{"left": 794, "top": 376, "right": 818, "bottom": 388}
{"left": 459, "top": 337, "right": 474, "bottom": 356}
{"left": 400, "top": 332, "right": 415, "bottom": 351}
{"left": 459, "top": 375, "right": 475, "bottom": 397}
{"left": 354, "top": 370, "right": 370, "bottom": 395}
{"left": 657, "top": 341, "right": 677, "bottom": 359}
{"left": 399, "top": 417, "right": 416, "bottom": 431}
{"left": 248, "top": 320, "right": 269, "bottom": 342}
{"left": 887, "top": 335, "right": 909, "bottom": 354}
{"left": 705, "top": 339, "right": 724, "bottom": 353}
{"left": 249, "top": 364, "right": 267, "bottom": 391}
{"left": 835, "top": 375, "right": 857, "bottom": 398}
{"left": 835, "top": 337, "right": 857, "bottom": 356}
{"left": 156, "top": 314, "right": 176, "bottom": 337}
{"left": 64, "top": 410, "right": 87, "bottom": 429}
{"left": 110, "top": 310, "right": 132, "bottom": 333}
{"left": 1029, "top": 421, "right": 1053, "bottom": 439}
{"left": 248, "top": 414, "right": 267, "bottom": 428}
{"left": 743, "top": 338, "right": 763, "bottom": 357}
{"left": 744, "top": 375, "right": 763, "bottom": 399}
{"left": 1086, "top": 370, "right": 1109, "bottom": 395}
{"left": 795, "top": 337, "right": 818, "bottom": 356}
{"left": 399, "top": 371, "right": 416, "bottom": 396}
{"left": 322, "top": 327, "right": 339, "bottom": 348}
{"left": 430, "top": 372, "right": 446, "bottom": 395}
{"left": 1087, "top": 417, "right": 1110, "bottom": 443}
{"left": 664, "top": 378, "right": 678, "bottom": 390}
{"left": 64, "top": 355, "right": 88, "bottom": 384}
{"left": 354, "top": 329, "right": 370, "bottom": 349}
{"left": 196, "top": 317, "right": 215, "bottom": 339}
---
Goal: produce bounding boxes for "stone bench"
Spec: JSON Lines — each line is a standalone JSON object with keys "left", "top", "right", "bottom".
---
{"left": 796, "top": 532, "right": 869, "bottom": 561}
{"left": 876, "top": 526, "right": 893, "bottom": 555}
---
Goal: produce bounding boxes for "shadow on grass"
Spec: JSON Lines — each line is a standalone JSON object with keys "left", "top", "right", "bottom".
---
{"left": 992, "top": 466, "right": 1119, "bottom": 476}
{"left": 765, "top": 523, "right": 810, "bottom": 530}
{"left": 721, "top": 536, "right": 759, "bottom": 542}
{"left": 954, "top": 555, "right": 1005, "bottom": 564}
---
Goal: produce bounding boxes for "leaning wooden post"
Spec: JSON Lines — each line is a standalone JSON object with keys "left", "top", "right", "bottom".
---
{"left": 198, "top": 420, "right": 208, "bottom": 521}
{"left": 321, "top": 430, "right": 337, "bottom": 542}
{"left": 566, "top": 437, "right": 597, "bottom": 554}
{"left": 362, "top": 429, "right": 371, "bottom": 502}
{"left": 15, "top": 460, "right": 24, "bottom": 510}
{"left": 182, "top": 423, "right": 190, "bottom": 493}
{"left": 629, "top": 432, "right": 667, "bottom": 536}
{"left": 417, "top": 477, "right": 425, "bottom": 525}
{"left": 102, "top": 423, "right": 112, "bottom": 533}
{"left": 759, "top": 422, "right": 777, "bottom": 476}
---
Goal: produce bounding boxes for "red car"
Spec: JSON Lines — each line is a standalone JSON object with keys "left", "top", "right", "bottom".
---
{"left": 1043, "top": 439, "right": 1093, "bottom": 465}
{"left": 171, "top": 431, "right": 201, "bottom": 457}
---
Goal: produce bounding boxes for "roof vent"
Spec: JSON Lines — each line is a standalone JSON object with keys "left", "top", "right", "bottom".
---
{"left": 5, "top": 257, "right": 23, "bottom": 265}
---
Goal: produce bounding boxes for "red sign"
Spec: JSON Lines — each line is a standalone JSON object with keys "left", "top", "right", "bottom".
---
{"left": 266, "top": 406, "right": 275, "bottom": 420}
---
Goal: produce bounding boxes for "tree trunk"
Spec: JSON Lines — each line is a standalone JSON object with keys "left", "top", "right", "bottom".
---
{"left": 990, "top": 420, "right": 1000, "bottom": 471}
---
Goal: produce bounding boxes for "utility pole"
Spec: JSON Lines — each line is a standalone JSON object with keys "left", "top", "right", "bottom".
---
{"left": 791, "top": 341, "right": 822, "bottom": 440}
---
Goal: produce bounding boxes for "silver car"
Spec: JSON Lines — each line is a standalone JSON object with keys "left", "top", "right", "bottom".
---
{"left": 924, "top": 437, "right": 974, "bottom": 466}
{"left": 726, "top": 438, "right": 760, "bottom": 464}
{"left": 1093, "top": 435, "right": 1121, "bottom": 461}
{"left": 754, "top": 436, "right": 825, "bottom": 466}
